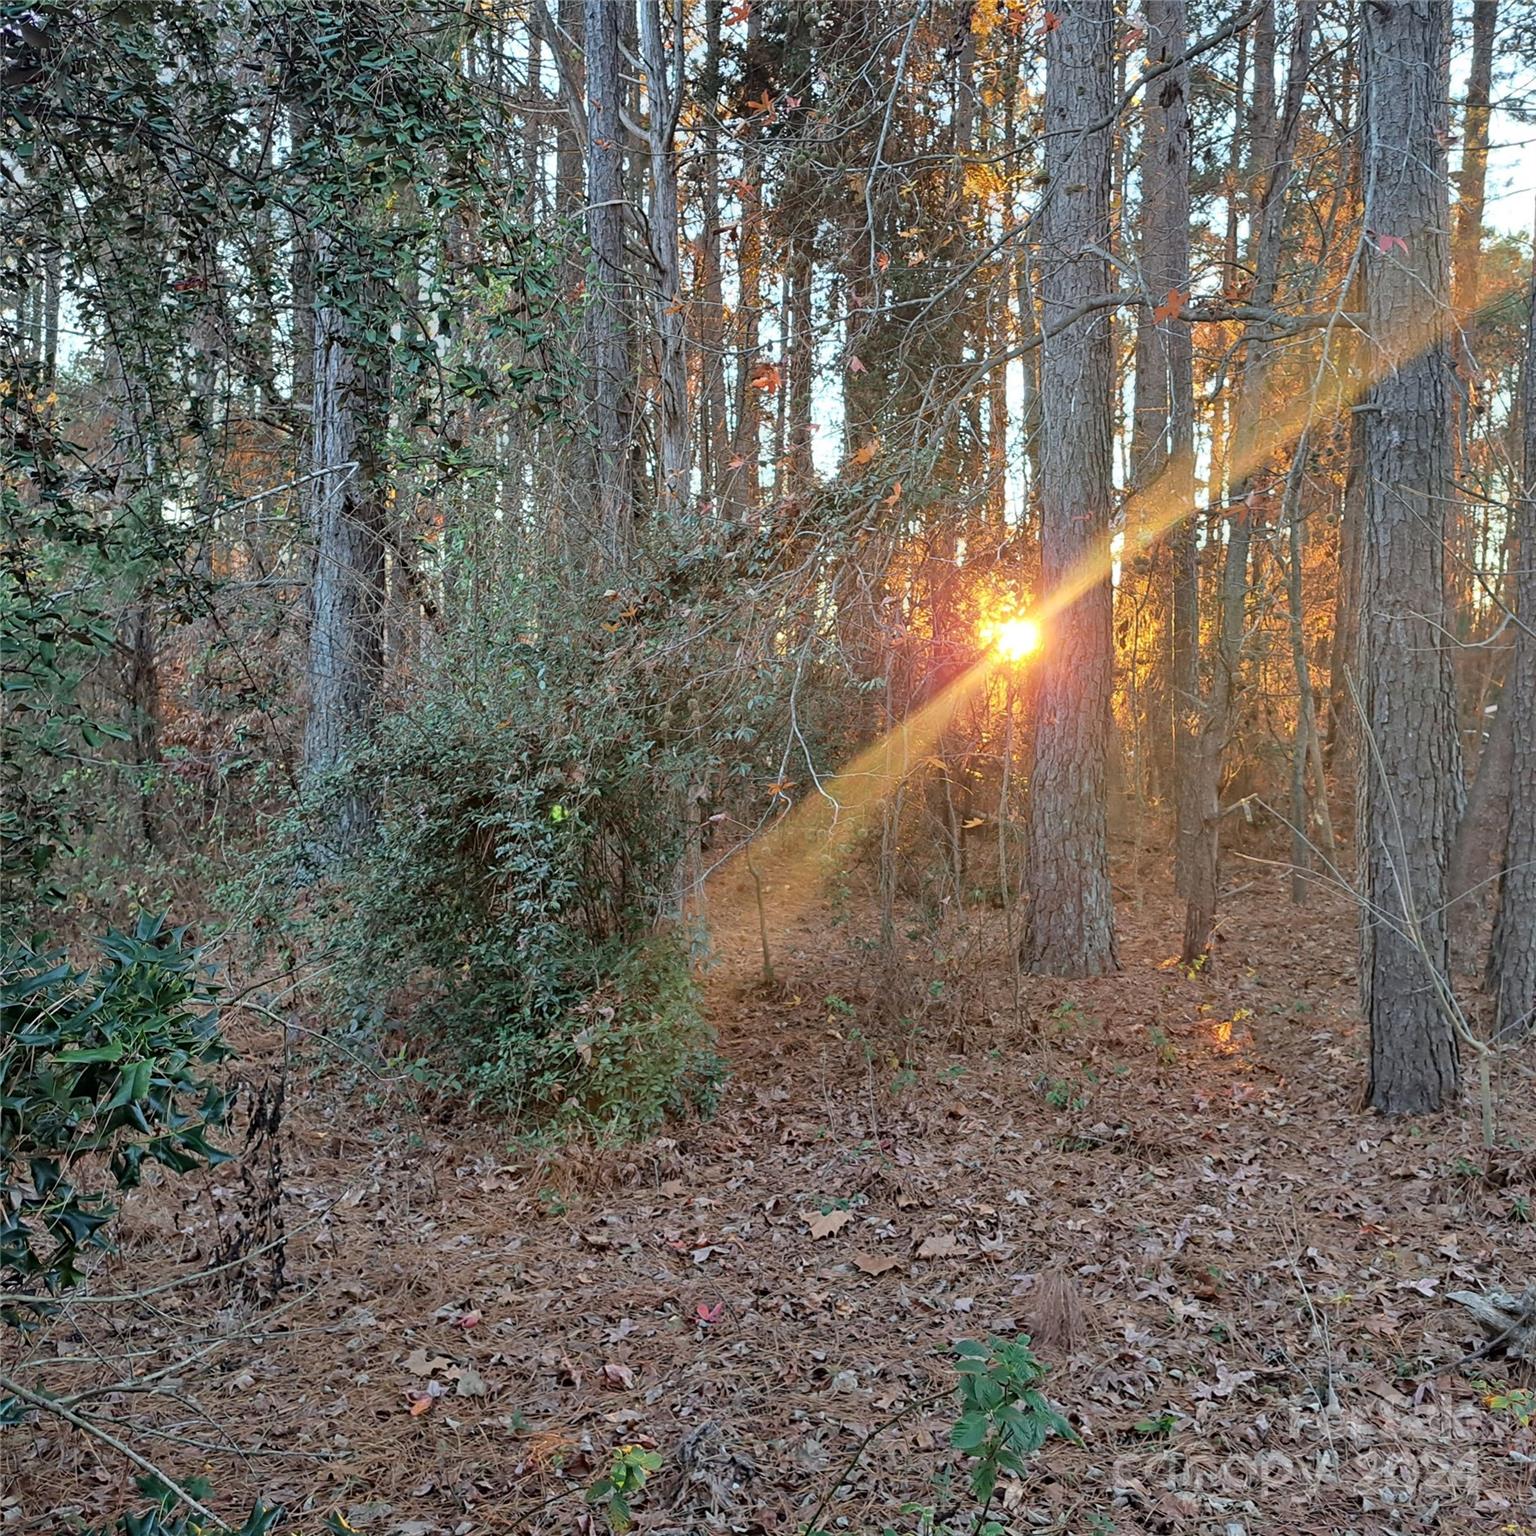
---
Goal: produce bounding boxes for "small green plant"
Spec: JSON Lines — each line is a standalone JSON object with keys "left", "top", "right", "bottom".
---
{"left": 1478, "top": 1380, "right": 1536, "bottom": 1427}
{"left": 1042, "top": 1077, "right": 1088, "bottom": 1112}
{"left": 1133, "top": 1410, "right": 1178, "bottom": 1438}
{"left": 76, "top": 1473, "right": 281, "bottom": 1536}
{"left": 1049, "top": 999, "right": 1085, "bottom": 1038}
{"left": 587, "top": 1442, "right": 662, "bottom": 1532}
{"left": 1, "top": 916, "right": 233, "bottom": 1314}
{"left": 1511, "top": 1195, "right": 1532, "bottom": 1223}
{"left": 1146, "top": 1025, "right": 1179, "bottom": 1067}
{"left": 949, "top": 1334, "right": 1076, "bottom": 1506}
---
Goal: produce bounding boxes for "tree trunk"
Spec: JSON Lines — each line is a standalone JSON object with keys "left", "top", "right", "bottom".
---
{"left": 1182, "top": 0, "right": 1314, "bottom": 964}
{"left": 1491, "top": 232, "right": 1536, "bottom": 1037}
{"left": 1359, "top": 0, "right": 1460, "bottom": 1113}
{"left": 639, "top": 0, "right": 689, "bottom": 520}
{"left": 1130, "top": 0, "right": 1194, "bottom": 818}
{"left": 1450, "top": 0, "right": 1497, "bottom": 477}
{"left": 302, "top": 234, "right": 389, "bottom": 862}
{"left": 584, "top": 0, "right": 635, "bottom": 564}
{"left": 1022, "top": 0, "right": 1117, "bottom": 978}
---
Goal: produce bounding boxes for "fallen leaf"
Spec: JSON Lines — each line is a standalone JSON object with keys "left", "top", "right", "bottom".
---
{"left": 603, "top": 1361, "right": 636, "bottom": 1389}
{"left": 403, "top": 1349, "right": 451, "bottom": 1377}
{"left": 696, "top": 1300, "right": 725, "bottom": 1324}
{"left": 916, "top": 1231, "right": 962, "bottom": 1258}
{"left": 449, "top": 1365, "right": 486, "bottom": 1397}
{"left": 805, "top": 1208, "right": 853, "bottom": 1239}
{"left": 853, "top": 1252, "right": 903, "bottom": 1276}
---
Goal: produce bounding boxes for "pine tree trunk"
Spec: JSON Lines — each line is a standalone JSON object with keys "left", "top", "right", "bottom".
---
{"left": 1182, "top": 0, "right": 1313, "bottom": 963}
{"left": 584, "top": 0, "right": 634, "bottom": 564}
{"left": 1491, "top": 231, "right": 1536, "bottom": 1037}
{"left": 639, "top": 0, "right": 689, "bottom": 520}
{"left": 302, "top": 233, "right": 388, "bottom": 862}
{"left": 1359, "top": 0, "right": 1460, "bottom": 1113}
{"left": 1022, "top": 0, "right": 1117, "bottom": 978}
{"left": 1131, "top": 0, "right": 1194, "bottom": 816}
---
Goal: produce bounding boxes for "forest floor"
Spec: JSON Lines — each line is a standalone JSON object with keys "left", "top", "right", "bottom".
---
{"left": 9, "top": 852, "right": 1536, "bottom": 1536}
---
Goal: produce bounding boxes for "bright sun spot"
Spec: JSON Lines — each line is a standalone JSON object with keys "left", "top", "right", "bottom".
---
{"left": 982, "top": 616, "right": 1042, "bottom": 661}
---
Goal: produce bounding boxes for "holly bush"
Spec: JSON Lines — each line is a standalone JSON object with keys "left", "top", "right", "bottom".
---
{"left": 1, "top": 914, "right": 234, "bottom": 1317}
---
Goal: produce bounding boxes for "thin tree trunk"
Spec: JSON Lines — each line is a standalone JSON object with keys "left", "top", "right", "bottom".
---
{"left": 584, "top": 0, "right": 634, "bottom": 564}
{"left": 1358, "top": 0, "right": 1459, "bottom": 1112}
{"left": 1450, "top": 0, "right": 1497, "bottom": 478}
{"left": 1022, "top": 0, "right": 1117, "bottom": 978}
{"left": 639, "top": 0, "right": 689, "bottom": 520}
{"left": 1491, "top": 232, "right": 1536, "bottom": 1037}
{"left": 1183, "top": 0, "right": 1314, "bottom": 963}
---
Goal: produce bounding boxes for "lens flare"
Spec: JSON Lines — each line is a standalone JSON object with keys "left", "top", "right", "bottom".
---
{"left": 982, "top": 616, "right": 1041, "bottom": 661}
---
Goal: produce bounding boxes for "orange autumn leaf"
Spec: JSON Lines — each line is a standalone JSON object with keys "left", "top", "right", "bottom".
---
{"left": 882, "top": 481, "right": 903, "bottom": 506}
{"left": 849, "top": 439, "right": 880, "bottom": 467}
{"left": 726, "top": 0, "right": 750, "bottom": 20}
{"left": 747, "top": 90, "right": 776, "bottom": 119}
{"left": 847, "top": 354, "right": 867, "bottom": 374}
{"left": 1153, "top": 287, "right": 1188, "bottom": 324}
{"left": 1042, "top": 10, "right": 1061, "bottom": 32}
{"left": 875, "top": 251, "right": 891, "bottom": 273}
{"left": 750, "top": 361, "right": 782, "bottom": 392}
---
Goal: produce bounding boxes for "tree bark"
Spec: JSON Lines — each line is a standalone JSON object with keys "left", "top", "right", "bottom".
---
{"left": 302, "top": 231, "right": 389, "bottom": 862}
{"left": 1129, "top": 0, "right": 1194, "bottom": 819}
{"left": 1450, "top": 0, "right": 1497, "bottom": 477}
{"left": 1359, "top": 0, "right": 1460, "bottom": 1112}
{"left": 584, "top": 0, "right": 635, "bottom": 564}
{"left": 639, "top": 0, "right": 689, "bottom": 521}
{"left": 1491, "top": 232, "right": 1536, "bottom": 1037}
{"left": 1182, "top": 0, "right": 1314, "bottom": 963}
{"left": 1022, "top": 0, "right": 1117, "bottom": 978}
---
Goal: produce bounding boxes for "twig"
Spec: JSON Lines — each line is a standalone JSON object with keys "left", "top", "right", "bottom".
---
{"left": 0, "top": 1368, "right": 230, "bottom": 1530}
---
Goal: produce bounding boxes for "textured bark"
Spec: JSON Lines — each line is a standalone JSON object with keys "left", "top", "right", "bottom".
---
{"left": 302, "top": 234, "right": 388, "bottom": 861}
{"left": 584, "top": 0, "right": 635, "bottom": 564}
{"left": 1359, "top": 0, "right": 1460, "bottom": 1113}
{"left": 725, "top": 3, "right": 766, "bottom": 522}
{"left": 1128, "top": 0, "right": 1194, "bottom": 817}
{"left": 1022, "top": 0, "right": 1117, "bottom": 978}
{"left": 1491, "top": 236, "right": 1536, "bottom": 1037}
{"left": 639, "top": 0, "right": 689, "bottom": 520}
{"left": 1182, "top": 0, "right": 1313, "bottom": 964}
{"left": 1450, "top": 0, "right": 1497, "bottom": 477}
{"left": 696, "top": 0, "right": 730, "bottom": 506}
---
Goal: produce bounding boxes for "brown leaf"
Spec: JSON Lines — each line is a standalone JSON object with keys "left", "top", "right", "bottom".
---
{"left": 916, "top": 1231, "right": 963, "bottom": 1259}
{"left": 805, "top": 1208, "right": 853, "bottom": 1239}
{"left": 853, "top": 1251, "right": 903, "bottom": 1276}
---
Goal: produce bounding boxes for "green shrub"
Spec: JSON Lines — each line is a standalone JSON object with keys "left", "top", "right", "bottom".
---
{"left": 0, "top": 914, "right": 233, "bottom": 1314}
{"left": 302, "top": 634, "right": 724, "bottom": 1135}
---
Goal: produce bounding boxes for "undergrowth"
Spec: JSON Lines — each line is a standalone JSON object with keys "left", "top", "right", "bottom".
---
{"left": 267, "top": 628, "right": 726, "bottom": 1137}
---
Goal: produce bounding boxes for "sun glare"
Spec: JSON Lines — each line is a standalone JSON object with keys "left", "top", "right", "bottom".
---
{"left": 982, "top": 616, "right": 1042, "bottom": 661}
